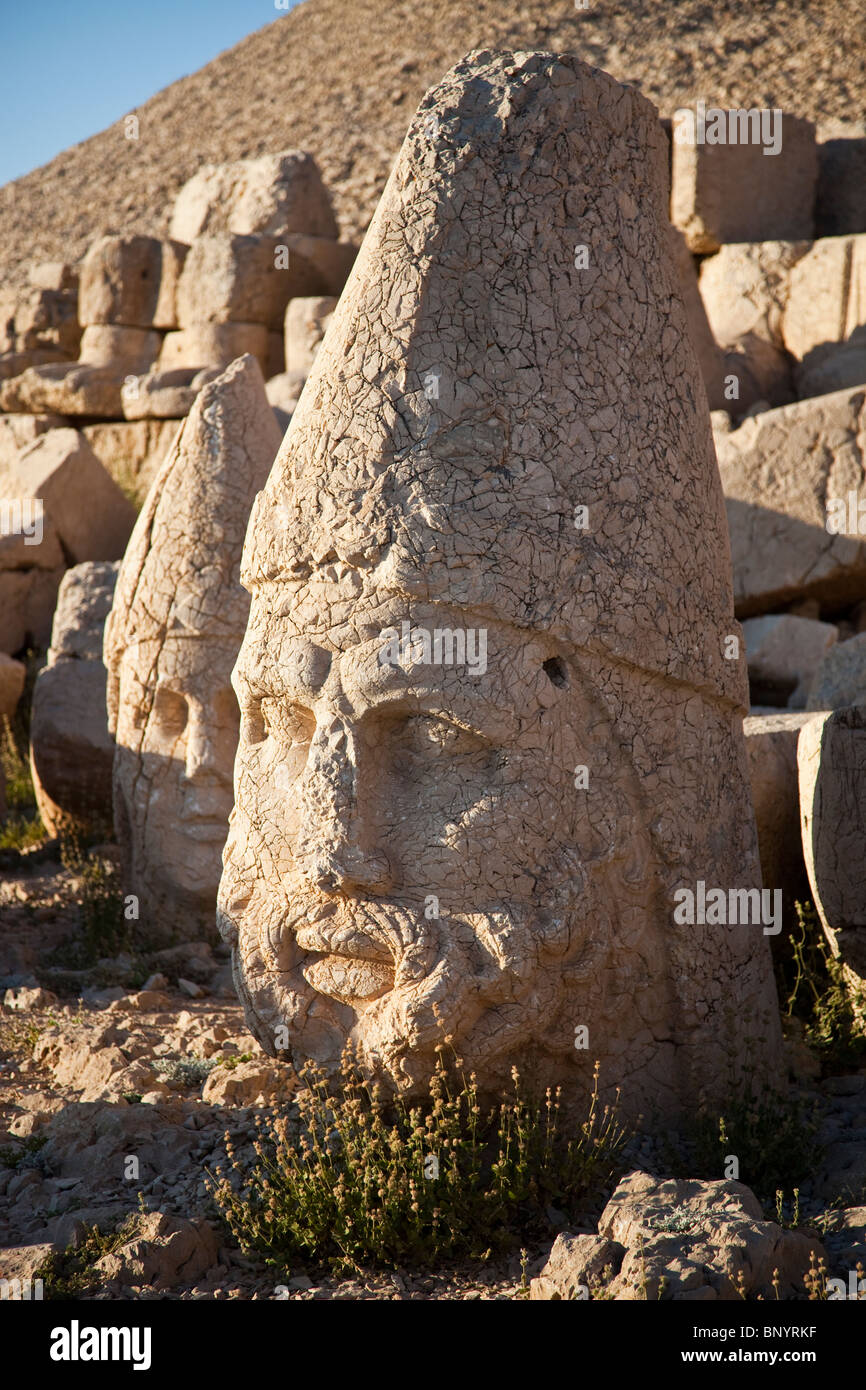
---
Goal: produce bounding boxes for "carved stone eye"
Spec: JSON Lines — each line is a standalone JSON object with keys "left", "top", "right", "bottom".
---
{"left": 153, "top": 688, "right": 188, "bottom": 735}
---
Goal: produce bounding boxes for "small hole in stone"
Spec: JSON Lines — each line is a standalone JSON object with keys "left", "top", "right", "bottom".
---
{"left": 542, "top": 656, "right": 568, "bottom": 689}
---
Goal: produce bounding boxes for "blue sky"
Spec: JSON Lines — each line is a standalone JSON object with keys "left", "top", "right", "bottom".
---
{"left": 0, "top": 0, "right": 301, "bottom": 186}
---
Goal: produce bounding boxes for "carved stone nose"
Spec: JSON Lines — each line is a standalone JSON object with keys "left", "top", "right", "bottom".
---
{"left": 311, "top": 847, "right": 393, "bottom": 894}
{"left": 298, "top": 718, "right": 392, "bottom": 894}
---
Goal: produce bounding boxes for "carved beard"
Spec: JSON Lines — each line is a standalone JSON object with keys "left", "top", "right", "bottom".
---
{"left": 219, "top": 835, "right": 620, "bottom": 1095}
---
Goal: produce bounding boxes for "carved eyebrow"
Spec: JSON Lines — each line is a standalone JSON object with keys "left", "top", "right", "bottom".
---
{"left": 343, "top": 663, "right": 520, "bottom": 740}
{"left": 239, "top": 641, "right": 332, "bottom": 700}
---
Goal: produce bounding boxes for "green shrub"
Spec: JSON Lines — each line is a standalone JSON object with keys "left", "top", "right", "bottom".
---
{"left": 209, "top": 1049, "right": 628, "bottom": 1274}
{"left": 781, "top": 901, "right": 866, "bottom": 1071}
{"left": 154, "top": 1057, "right": 217, "bottom": 1087}
{"left": 0, "top": 713, "right": 44, "bottom": 851}
{"left": 685, "top": 1090, "right": 824, "bottom": 1205}
{"left": 33, "top": 1216, "right": 141, "bottom": 1299}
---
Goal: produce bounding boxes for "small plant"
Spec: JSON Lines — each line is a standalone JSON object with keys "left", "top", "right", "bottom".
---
{"left": 33, "top": 1215, "right": 141, "bottom": 1299}
{"left": 774, "top": 1188, "right": 801, "bottom": 1230}
{"left": 803, "top": 1250, "right": 831, "bottom": 1301}
{"left": 52, "top": 831, "right": 131, "bottom": 964}
{"left": 0, "top": 713, "right": 44, "bottom": 851}
{"left": 0, "top": 1133, "right": 47, "bottom": 1170}
{"left": 682, "top": 1089, "right": 824, "bottom": 1207}
{"left": 154, "top": 1057, "right": 217, "bottom": 1087}
{"left": 781, "top": 901, "right": 866, "bottom": 1071}
{"left": 216, "top": 1052, "right": 254, "bottom": 1071}
{"left": 209, "top": 1049, "right": 629, "bottom": 1274}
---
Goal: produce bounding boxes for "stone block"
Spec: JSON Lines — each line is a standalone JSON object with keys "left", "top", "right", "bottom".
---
{"left": 742, "top": 613, "right": 838, "bottom": 708}
{"left": 79, "top": 324, "right": 162, "bottom": 371}
{"left": 28, "top": 261, "right": 80, "bottom": 293}
{"left": 807, "top": 631, "right": 866, "bottom": 710}
{"left": 158, "top": 323, "right": 268, "bottom": 374}
{"left": 671, "top": 111, "right": 817, "bottom": 253}
{"left": 83, "top": 418, "right": 184, "bottom": 500}
{"left": 79, "top": 236, "right": 189, "bottom": 329}
{"left": 0, "top": 364, "right": 125, "bottom": 418}
{"left": 169, "top": 149, "right": 337, "bottom": 244}
{"left": 744, "top": 711, "right": 814, "bottom": 920}
{"left": 30, "top": 560, "right": 119, "bottom": 835}
{"left": 176, "top": 234, "right": 317, "bottom": 330}
{"left": 12, "top": 428, "right": 136, "bottom": 564}
{"left": 284, "top": 294, "right": 337, "bottom": 377}
{"left": 0, "top": 567, "right": 65, "bottom": 653}
{"left": 0, "top": 414, "right": 68, "bottom": 470}
{"left": 799, "top": 706, "right": 866, "bottom": 979}
{"left": 717, "top": 387, "right": 866, "bottom": 615}
{"left": 783, "top": 234, "right": 866, "bottom": 362}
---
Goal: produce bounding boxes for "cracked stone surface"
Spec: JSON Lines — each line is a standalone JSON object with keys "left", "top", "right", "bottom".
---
{"left": 218, "top": 50, "right": 782, "bottom": 1121}
{"left": 104, "top": 354, "right": 281, "bottom": 945}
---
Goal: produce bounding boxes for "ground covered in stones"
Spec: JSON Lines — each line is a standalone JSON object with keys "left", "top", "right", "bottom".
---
{"left": 2, "top": 847, "right": 865, "bottom": 1301}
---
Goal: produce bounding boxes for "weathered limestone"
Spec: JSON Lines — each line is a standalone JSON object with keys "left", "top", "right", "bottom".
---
{"left": 28, "top": 262, "right": 80, "bottom": 293}
{"left": 0, "top": 414, "right": 68, "bottom": 470}
{"left": 219, "top": 51, "right": 782, "bottom": 1120}
{"left": 79, "top": 325, "right": 162, "bottom": 371}
{"left": 698, "top": 240, "right": 810, "bottom": 351}
{"left": 30, "top": 561, "right": 119, "bottom": 835}
{"left": 82, "top": 419, "right": 184, "bottom": 502}
{"left": 104, "top": 355, "right": 281, "bottom": 945}
{"left": 782, "top": 234, "right": 866, "bottom": 362}
{"left": 742, "top": 614, "right": 837, "bottom": 709}
{"left": 716, "top": 388, "right": 866, "bottom": 616}
{"left": 158, "top": 324, "right": 269, "bottom": 375}
{"left": 744, "top": 712, "right": 813, "bottom": 913}
{"left": 799, "top": 707, "right": 866, "bottom": 984}
{"left": 284, "top": 295, "right": 337, "bottom": 377}
{"left": 175, "top": 234, "right": 352, "bottom": 335}
{"left": 12, "top": 429, "right": 136, "bottom": 565}
{"left": 175, "top": 235, "right": 298, "bottom": 329}
{"left": 120, "top": 367, "right": 220, "bottom": 421}
{"left": 279, "top": 234, "right": 357, "bottom": 296}
{"left": 79, "top": 236, "right": 189, "bottom": 330}
{"left": 264, "top": 371, "right": 305, "bottom": 431}
{"left": 531, "top": 1172, "right": 823, "bottom": 1301}
{"left": 699, "top": 240, "right": 812, "bottom": 412}
{"left": 807, "top": 632, "right": 866, "bottom": 710}
{"left": 168, "top": 150, "right": 338, "bottom": 244}
{"left": 0, "top": 568, "right": 65, "bottom": 654}
{"left": 0, "top": 363, "right": 126, "bottom": 418}
{"left": 0, "top": 653, "right": 26, "bottom": 720}
{"left": 671, "top": 112, "right": 817, "bottom": 253}
{"left": 13, "top": 287, "right": 81, "bottom": 357}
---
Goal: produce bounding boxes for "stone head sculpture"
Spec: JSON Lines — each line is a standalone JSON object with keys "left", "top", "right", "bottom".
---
{"left": 219, "top": 52, "right": 783, "bottom": 1117}
{"left": 105, "top": 354, "right": 281, "bottom": 944}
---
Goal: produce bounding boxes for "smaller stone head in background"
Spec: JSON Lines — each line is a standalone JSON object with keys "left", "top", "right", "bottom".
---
{"left": 104, "top": 354, "right": 281, "bottom": 944}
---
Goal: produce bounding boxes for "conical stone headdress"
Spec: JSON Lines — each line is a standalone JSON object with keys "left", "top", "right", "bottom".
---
{"left": 244, "top": 48, "right": 743, "bottom": 711}
{"left": 105, "top": 353, "right": 282, "bottom": 735}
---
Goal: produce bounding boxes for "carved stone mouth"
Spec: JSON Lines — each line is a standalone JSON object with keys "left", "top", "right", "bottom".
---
{"left": 295, "top": 919, "right": 392, "bottom": 963}
{"left": 301, "top": 953, "right": 394, "bottom": 1004}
